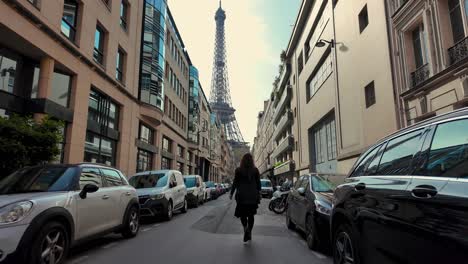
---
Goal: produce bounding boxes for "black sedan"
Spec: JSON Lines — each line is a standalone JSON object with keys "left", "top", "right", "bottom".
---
{"left": 286, "top": 174, "right": 336, "bottom": 250}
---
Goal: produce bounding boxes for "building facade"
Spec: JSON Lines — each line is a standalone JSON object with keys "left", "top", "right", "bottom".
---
{"left": 254, "top": 0, "right": 400, "bottom": 179}
{"left": 386, "top": 0, "right": 468, "bottom": 126}
{"left": 0, "top": 0, "right": 234, "bottom": 179}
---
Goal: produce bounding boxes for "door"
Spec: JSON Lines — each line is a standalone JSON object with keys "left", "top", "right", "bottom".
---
{"left": 75, "top": 167, "right": 112, "bottom": 239}
{"left": 348, "top": 129, "right": 425, "bottom": 263}
{"left": 289, "top": 176, "right": 305, "bottom": 223}
{"left": 295, "top": 176, "right": 311, "bottom": 229}
{"left": 101, "top": 168, "right": 128, "bottom": 226}
{"left": 175, "top": 172, "right": 186, "bottom": 205}
{"left": 404, "top": 118, "right": 468, "bottom": 263}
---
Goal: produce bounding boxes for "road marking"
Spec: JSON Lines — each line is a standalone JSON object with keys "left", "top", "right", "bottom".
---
{"left": 69, "top": 256, "right": 89, "bottom": 264}
{"left": 102, "top": 242, "right": 118, "bottom": 249}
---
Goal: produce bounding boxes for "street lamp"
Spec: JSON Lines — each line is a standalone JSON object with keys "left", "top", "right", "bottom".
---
{"left": 196, "top": 127, "right": 208, "bottom": 176}
{"left": 316, "top": 39, "right": 335, "bottom": 48}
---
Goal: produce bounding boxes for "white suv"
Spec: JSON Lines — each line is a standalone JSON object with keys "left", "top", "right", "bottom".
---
{"left": 0, "top": 164, "right": 140, "bottom": 264}
{"left": 183, "top": 175, "right": 205, "bottom": 207}
{"left": 129, "top": 170, "right": 188, "bottom": 220}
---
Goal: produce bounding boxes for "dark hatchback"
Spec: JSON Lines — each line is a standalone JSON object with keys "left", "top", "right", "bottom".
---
{"left": 286, "top": 174, "right": 336, "bottom": 250}
{"left": 331, "top": 108, "right": 468, "bottom": 264}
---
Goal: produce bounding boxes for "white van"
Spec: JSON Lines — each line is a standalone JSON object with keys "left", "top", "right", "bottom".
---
{"left": 129, "top": 170, "right": 188, "bottom": 220}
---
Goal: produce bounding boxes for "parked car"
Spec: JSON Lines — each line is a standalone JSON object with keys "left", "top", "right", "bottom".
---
{"left": 286, "top": 174, "right": 335, "bottom": 250}
{"left": 260, "top": 179, "right": 274, "bottom": 198}
{"left": 205, "top": 181, "right": 217, "bottom": 200}
{"left": 0, "top": 164, "right": 140, "bottom": 264}
{"left": 215, "top": 183, "right": 224, "bottom": 195}
{"left": 129, "top": 170, "right": 187, "bottom": 221}
{"left": 331, "top": 108, "right": 468, "bottom": 264}
{"left": 183, "top": 175, "right": 205, "bottom": 207}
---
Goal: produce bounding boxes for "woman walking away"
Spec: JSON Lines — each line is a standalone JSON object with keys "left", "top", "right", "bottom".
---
{"left": 229, "top": 153, "right": 261, "bottom": 243}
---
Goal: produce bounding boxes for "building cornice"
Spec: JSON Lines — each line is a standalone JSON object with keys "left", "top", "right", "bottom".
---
{"left": 285, "top": 0, "right": 314, "bottom": 58}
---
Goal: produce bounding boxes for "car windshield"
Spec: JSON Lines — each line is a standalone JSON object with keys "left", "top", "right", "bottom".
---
{"left": 129, "top": 173, "right": 167, "bottom": 189}
{"left": 311, "top": 175, "right": 336, "bottom": 193}
{"left": 205, "top": 181, "right": 215, "bottom": 188}
{"left": 184, "top": 177, "right": 197, "bottom": 188}
{"left": 0, "top": 167, "right": 77, "bottom": 194}
{"left": 261, "top": 180, "right": 272, "bottom": 187}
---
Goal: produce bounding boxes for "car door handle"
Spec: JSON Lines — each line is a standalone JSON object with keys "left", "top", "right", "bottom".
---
{"left": 411, "top": 185, "right": 438, "bottom": 198}
{"left": 125, "top": 192, "right": 131, "bottom": 196}
{"left": 355, "top": 183, "right": 366, "bottom": 191}
{"left": 102, "top": 195, "right": 110, "bottom": 200}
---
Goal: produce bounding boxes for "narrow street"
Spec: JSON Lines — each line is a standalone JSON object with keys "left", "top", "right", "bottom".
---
{"left": 66, "top": 196, "right": 332, "bottom": 264}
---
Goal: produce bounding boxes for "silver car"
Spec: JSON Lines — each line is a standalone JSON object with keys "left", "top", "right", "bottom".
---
{"left": 0, "top": 164, "right": 140, "bottom": 264}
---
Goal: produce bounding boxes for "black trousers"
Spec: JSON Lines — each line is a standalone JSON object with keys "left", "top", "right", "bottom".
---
{"left": 240, "top": 215, "right": 255, "bottom": 231}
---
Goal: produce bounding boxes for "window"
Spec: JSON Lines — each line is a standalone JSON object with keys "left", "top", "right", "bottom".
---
{"left": 84, "top": 132, "right": 117, "bottom": 166}
{"left": 139, "top": 123, "right": 154, "bottom": 144}
{"left": 88, "top": 89, "right": 119, "bottom": 130}
{"left": 358, "top": 4, "right": 369, "bottom": 33}
{"left": 364, "top": 81, "right": 376, "bottom": 108}
{"left": 0, "top": 55, "right": 17, "bottom": 94}
{"left": 307, "top": 52, "right": 333, "bottom": 100}
{"left": 137, "top": 149, "right": 153, "bottom": 172}
{"left": 31, "top": 68, "right": 72, "bottom": 108}
{"left": 376, "top": 129, "right": 423, "bottom": 175}
{"left": 101, "top": 169, "right": 124, "bottom": 187}
{"left": 116, "top": 48, "right": 125, "bottom": 82}
{"left": 94, "top": 25, "right": 105, "bottom": 65}
{"left": 420, "top": 119, "right": 468, "bottom": 178}
{"left": 187, "top": 151, "right": 193, "bottom": 162}
{"left": 294, "top": 176, "right": 305, "bottom": 189}
{"left": 300, "top": 176, "right": 310, "bottom": 189}
{"left": 351, "top": 145, "right": 382, "bottom": 177}
{"left": 120, "top": 0, "right": 129, "bottom": 30}
{"left": 80, "top": 168, "right": 103, "bottom": 189}
{"left": 177, "top": 145, "right": 184, "bottom": 158}
{"left": 311, "top": 113, "right": 337, "bottom": 165}
{"left": 298, "top": 51, "right": 304, "bottom": 74}
{"left": 61, "top": 0, "right": 78, "bottom": 42}
{"left": 177, "top": 162, "right": 184, "bottom": 173}
{"left": 162, "top": 137, "right": 172, "bottom": 152}
{"left": 161, "top": 157, "right": 171, "bottom": 170}
{"left": 412, "top": 24, "right": 427, "bottom": 69}
{"left": 448, "top": 0, "right": 466, "bottom": 43}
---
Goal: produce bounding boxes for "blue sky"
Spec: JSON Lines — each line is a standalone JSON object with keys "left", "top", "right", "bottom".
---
{"left": 168, "top": 0, "right": 302, "bottom": 144}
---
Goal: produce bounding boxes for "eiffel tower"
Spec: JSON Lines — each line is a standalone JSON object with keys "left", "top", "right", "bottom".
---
{"left": 209, "top": 0, "right": 247, "bottom": 148}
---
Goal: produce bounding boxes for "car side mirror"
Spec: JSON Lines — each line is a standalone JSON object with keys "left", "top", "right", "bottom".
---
{"left": 297, "top": 187, "right": 306, "bottom": 196}
{"left": 196, "top": 183, "right": 200, "bottom": 187}
{"left": 79, "top": 184, "right": 99, "bottom": 199}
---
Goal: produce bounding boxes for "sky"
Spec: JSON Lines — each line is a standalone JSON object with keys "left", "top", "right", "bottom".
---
{"left": 168, "top": 0, "right": 302, "bottom": 145}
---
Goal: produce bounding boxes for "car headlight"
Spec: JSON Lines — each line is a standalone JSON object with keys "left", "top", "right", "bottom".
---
{"left": 0, "top": 201, "right": 33, "bottom": 225}
{"left": 187, "top": 190, "right": 194, "bottom": 194}
{"left": 314, "top": 200, "right": 331, "bottom": 216}
{"left": 150, "top": 194, "right": 165, "bottom": 200}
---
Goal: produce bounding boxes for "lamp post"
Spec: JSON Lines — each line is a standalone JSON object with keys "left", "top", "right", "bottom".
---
{"left": 196, "top": 127, "right": 208, "bottom": 178}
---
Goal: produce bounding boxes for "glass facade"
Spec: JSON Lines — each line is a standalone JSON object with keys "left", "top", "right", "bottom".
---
{"left": 31, "top": 68, "right": 72, "bottom": 108}
{"left": 137, "top": 149, "right": 153, "bottom": 172}
{"left": 139, "top": 0, "right": 167, "bottom": 110}
{"left": 61, "top": 0, "right": 78, "bottom": 42}
{"left": 84, "top": 131, "right": 116, "bottom": 166}
{"left": 0, "top": 55, "right": 17, "bottom": 94}
{"left": 188, "top": 65, "right": 200, "bottom": 143}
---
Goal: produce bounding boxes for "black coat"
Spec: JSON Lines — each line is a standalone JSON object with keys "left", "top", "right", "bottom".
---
{"left": 231, "top": 167, "right": 261, "bottom": 205}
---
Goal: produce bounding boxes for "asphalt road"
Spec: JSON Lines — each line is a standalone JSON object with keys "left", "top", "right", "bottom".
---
{"left": 66, "top": 195, "right": 332, "bottom": 264}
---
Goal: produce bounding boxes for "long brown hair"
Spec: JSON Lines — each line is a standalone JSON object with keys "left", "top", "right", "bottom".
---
{"left": 240, "top": 153, "right": 255, "bottom": 169}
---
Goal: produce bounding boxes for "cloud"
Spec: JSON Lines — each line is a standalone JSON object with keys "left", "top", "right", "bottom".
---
{"left": 167, "top": 0, "right": 282, "bottom": 144}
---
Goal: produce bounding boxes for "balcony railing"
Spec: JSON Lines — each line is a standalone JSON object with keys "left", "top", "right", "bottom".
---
{"left": 273, "top": 86, "right": 292, "bottom": 123}
{"left": 274, "top": 160, "right": 295, "bottom": 176}
{"left": 271, "top": 135, "right": 294, "bottom": 160}
{"left": 272, "top": 110, "right": 293, "bottom": 141}
{"left": 448, "top": 36, "right": 468, "bottom": 65}
{"left": 410, "top": 63, "right": 430, "bottom": 88}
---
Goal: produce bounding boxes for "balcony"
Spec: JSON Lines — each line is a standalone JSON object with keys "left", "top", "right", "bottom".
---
{"left": 272, "top": 110, "right": 293, "bottom": 141}
{"left": 274, "top": 160, "right": 295, "bottom": 176}
{"left": 271, "top": 135, "right": 294, "bottom": 160}
{"left": 410, "top": 64, "right": 430, "bottom": 88}
{"left": 273, "top": 86, "right": 292, "bottom": 123}
{"left": 276, "top": 63, "right": 291, "bottom": 99}
{"left": 448, "top": 36, "right": 468, "bottom": 66}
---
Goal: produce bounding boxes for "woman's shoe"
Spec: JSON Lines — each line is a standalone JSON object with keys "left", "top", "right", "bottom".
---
{"left": 247, "top": 229, "right": 252, "bottom": 241}
{"left": 243, "top": 225, "right": 248, "bottom": 242}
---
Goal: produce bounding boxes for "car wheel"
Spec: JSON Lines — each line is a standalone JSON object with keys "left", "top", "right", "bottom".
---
{"left": 181, "top": 199, "right": 188, "bottom": 213}
{"left": 165, "top": 201, "right": 173, "bottom": 221}
{"left": 30, "top": 221, "right": 69, "bottom": 264}
{"left": 122, "top": 206, "right": 140, "bottom": 238}
{"left": 306, "top": 215, "right": 318, "bottom": 250}
{"left": 333, "top": 224, "right": 359, "bottom": 264}
{"left": 286, "top": 209, "right": 295, "bottom": 230}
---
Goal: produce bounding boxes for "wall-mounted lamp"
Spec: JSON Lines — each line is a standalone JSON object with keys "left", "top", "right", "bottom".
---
{"left": 316, "top": 39, "right": 335, "bottom": 48}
